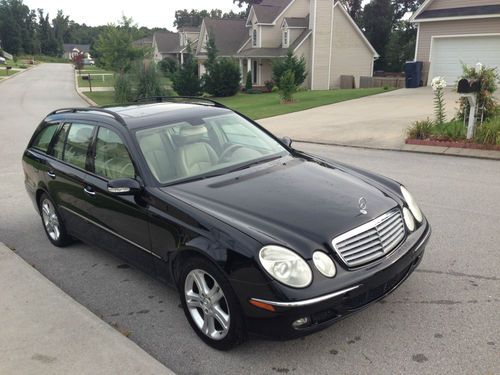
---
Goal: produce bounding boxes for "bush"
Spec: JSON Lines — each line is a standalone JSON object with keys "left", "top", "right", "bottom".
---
{"left": 264, "top": 80, "right": 274, "bottom": 92}
{"left": 172, "top": 43, "right": 202, "bottom": 96}
{"left": 407, "top": 118, "right": 434, "bottom": 139}
{"left": 204, "top": 58, "right": 241, "bottom": 97}
{"left": 114, "top": 73, "right": 134, "bottom": 103}
{"left": 279, "top": 69, "right": 297, "bottom": 103}
{"left": 457, "top": 63, "right": 498, "bottom": 121}
{"left": 272, "top": 50, "right": 307, "bottom": 89}
{"left": 158, "top": 58, "right": 178, "bottom": 77}
{"left": 134, "top": 62, "right": 165, "bottom": 100}
{"left": 432, "top": 119, "right": 466, "bottom": 140}
{"left": 475, "top": 115, "right": 500, "bottom": 145}
{"left": 245, "top": 72, "right": 252, "bottom": 91}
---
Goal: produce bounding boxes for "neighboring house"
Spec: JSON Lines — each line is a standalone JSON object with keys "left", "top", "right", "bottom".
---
{"left": 196, "top": 0, "right": 378, "bottom": 89}
{"left": 411, "top": 0, "right": 500, "bottom": 85}
{"left": 62, "top": 44, "right": 90, "bottom": 60}
{"left": 132, "top": 35, "right": 153, "bottom": 49}
{"left": 152, "top": 27, "right": 200, "bottom": 63}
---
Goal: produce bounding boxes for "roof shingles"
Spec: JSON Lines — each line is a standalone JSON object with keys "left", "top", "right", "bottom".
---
{"left": 416, "top": 4, "right": 500, "bottom": 20}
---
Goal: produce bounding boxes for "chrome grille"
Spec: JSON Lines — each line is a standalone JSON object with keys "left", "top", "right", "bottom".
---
{"left": 332, "top": 209, "right": 406, "bottom": 268}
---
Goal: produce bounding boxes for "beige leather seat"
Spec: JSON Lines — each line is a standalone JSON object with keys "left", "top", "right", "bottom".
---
{"left": 176, "top": 126, "right": 218, "bottom": 177}
{"left": 138, "top": 133, "right": 176, "bottom": 182}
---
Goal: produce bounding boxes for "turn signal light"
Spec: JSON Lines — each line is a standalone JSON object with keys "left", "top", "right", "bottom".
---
{"left": 249, "top": 299, "right": 276, "bottom": 312}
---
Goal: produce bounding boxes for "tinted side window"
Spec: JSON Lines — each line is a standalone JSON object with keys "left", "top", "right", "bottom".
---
{"left": 63, "top": 124, "right": 95, "bottom": 169}
{"left": 31, "top": 124, "right": 59, "bottom": 153}
{"left": 94, "top": 127, "right": 135, "bottom": 180}
{"left": 52, "top": 123, "right": 70, "bottom": 160}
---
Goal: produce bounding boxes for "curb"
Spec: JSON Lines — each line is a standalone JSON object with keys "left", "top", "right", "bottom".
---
{"left": 294, "top": 139, "right": 500, "bottom": 161}
{"left": 74, "top": 70, "right": 98, "bottom": 106}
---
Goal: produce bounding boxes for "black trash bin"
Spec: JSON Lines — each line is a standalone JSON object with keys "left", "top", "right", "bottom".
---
{"left": 404, "top": 61, "right": 423, "bottom": 88}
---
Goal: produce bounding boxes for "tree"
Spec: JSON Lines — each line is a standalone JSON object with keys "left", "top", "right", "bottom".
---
{"left": 272, "top": 50, "right": 307, "bottom": 89}
{"left": 172, "top": 42, "right": 202, "bottom": 96}
{"left": 94, "top": 16, "right": 145, "bottom": 72}
{"left": 52, "top": 10, "right": 69, "bottom": 56}
{"left": 233, "top": 0, "right": 262, "bottom": 7}
{"left": 158, "top": 57, "right": 178, "bottom": 77}
{"left": 38, "top": 9, "right": 58, "bottom": 56}
{"left": 278, "top": 69, "right": 297, "bottom": 103}
{"left": 0, "top": 0, "right": 37, "bottom": 54}
{"left": 245, "top": 72, "right": 252, "bottom": 91}
{"left": 174, "top": 8, "right": 246, "bottom": 28}
{"left": 134, "top": 61, "right": 165, "bottom": 100}
{"left": 339, "top": 0, "right": 363, "bottom": 24}
{"left": 384, "top": 20, "right": 417, "bottom": 72}
{"left": 362, "top": 0, "right": 392, "bottom": 70}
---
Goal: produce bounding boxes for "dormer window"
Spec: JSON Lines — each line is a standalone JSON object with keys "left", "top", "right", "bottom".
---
{"left": 283, "top": 29, "right": 289, "bottom": 48}
{"left": 252, "top": 29, "right": 257, "bottom": 47}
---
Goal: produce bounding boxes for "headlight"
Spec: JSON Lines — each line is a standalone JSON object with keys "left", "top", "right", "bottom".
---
{"left": 313, "top": 251, "right": 336, "bottom": 278}
{"left": 259, "top": 246, "right": 312, "bottom": 288}
{"left": 403, "top": 207, "right": 415, "bottom": 232}
{"left": 401, "top": 186, "right": 423, "bottom": 223}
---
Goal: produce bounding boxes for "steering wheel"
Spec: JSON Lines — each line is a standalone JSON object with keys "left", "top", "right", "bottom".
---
{"left": 220, "top": 144, "right": 244, "bottom": 162}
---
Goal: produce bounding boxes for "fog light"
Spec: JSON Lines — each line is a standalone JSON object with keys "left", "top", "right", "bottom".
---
{"left": 292, "top": 317, "right": 310, "bottom": 329}
{"left": 403, "top": 207, "right": 415, "bottom": 232}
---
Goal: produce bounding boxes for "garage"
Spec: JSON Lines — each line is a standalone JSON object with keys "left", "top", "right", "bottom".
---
{"left": 429, "top": 35, "right": 500, "bottom": 85}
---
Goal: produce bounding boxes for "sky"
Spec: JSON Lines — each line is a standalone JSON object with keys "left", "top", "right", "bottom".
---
{"left": 23, "top": 0, "right": 243, "bottom": 30}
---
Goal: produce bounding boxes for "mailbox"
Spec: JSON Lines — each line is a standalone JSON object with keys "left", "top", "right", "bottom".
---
{"left": 6, "top": 66, "right": 12, "bottom": 70}
{"left": 82, "top": 74, "right": 91, "bottom": 81}
{"left": 457, "top": 78, "right": 482, "bottom": 94}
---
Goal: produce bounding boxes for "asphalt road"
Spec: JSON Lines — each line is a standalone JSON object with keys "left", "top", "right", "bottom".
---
{"left": 1, "top": 64, "right": 499, "bottom": 375}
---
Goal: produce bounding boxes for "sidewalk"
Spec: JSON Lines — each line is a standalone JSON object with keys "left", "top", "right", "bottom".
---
{"left": 0, "top": 243, "right": 174, "bottom": 375}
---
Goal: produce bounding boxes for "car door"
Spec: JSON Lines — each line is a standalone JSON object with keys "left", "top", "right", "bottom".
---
{"left": 83, "top": 125, "right": 155, "bottom": 272}
{"left": 46, "top": 122, "right": 96, "bottom": 239}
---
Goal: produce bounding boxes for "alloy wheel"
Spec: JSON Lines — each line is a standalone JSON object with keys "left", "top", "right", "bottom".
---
{"left": 41, "top": 199, "right": 60, "bottom": 241}
{"left": 184, "top": 269, "right": 230, "bottom": 340}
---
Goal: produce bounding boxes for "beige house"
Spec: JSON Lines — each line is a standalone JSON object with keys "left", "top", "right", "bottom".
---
{"left": 411, "top": 0, "right": 500, "bottom": 85}
{"left": 152, "top": 27, "right": 200, "bottom": 63}
{"left": 196, "top": 0, "right": 378, "bottom": 90}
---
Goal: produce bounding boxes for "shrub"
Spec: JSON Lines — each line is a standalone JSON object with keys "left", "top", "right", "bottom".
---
{"left": 432, "top": 120, "right": 466, "bottom": 140}
{"left": 407, "top": 118, "right": 434, "bottom": 139}
{"left": 457, "top": 63, "right": 499, "bottom": 121}
{"left": 172, "top": 43, "right": 202, "bottom": 96}
{"left": 114, "top": 73, "right": 134, "bottom": 103}
{"left": 245, "top": 72, "right": 253, "bottom": 91}
{"left": 272, "top": 50, "right": 307, "bottom": 89}
{"left": 158, "top": 58, "right": 178, "bottom": 77}
{"left": 279, "top": 69, "right": 297, "bottom": 103}
{"left": 204, "top": 58, "right": 241, "bottom": 97}
{"left": 134, "top": 62, "right": 165, "bottom": 100}
{"left": 264, "top": 80, "right": 274, "bottom": 92}
{"left": 474, "top": 115, "right": 500, "bottom": 145}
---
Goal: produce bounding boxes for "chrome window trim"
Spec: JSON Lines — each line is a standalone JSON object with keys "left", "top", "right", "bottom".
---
{"left": 332, "top": 208, "right": 405, "bottom": 267}
{"left": 250, "top": 285, "right": 360, "bottom": 307}
{"left": 59, "top": 205, "right": 162, "bottom": 259}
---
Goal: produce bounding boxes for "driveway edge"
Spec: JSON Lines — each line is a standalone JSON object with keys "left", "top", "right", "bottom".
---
{"left": 0, "top": 243, "right": 174, "bottom": 374}
{"left": 295, "top": 139, "right": 500, "bottom": 161}
{"left": 74, "top": 70, "right": 98, "bottom": 106}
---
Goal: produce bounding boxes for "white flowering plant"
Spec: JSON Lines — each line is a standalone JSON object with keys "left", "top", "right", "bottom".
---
{"left": 431, "top": 76, "right": 447, "bottom": 124}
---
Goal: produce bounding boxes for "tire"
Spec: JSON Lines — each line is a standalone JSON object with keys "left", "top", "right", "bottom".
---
{"left": 38, "top": 193, "right": 72, "bottom": 247}
{"left": 179, "top": 257, "right": 247, "bottom": 350}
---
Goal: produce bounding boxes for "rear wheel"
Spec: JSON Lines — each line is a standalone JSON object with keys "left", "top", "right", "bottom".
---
{"left": 179, "top": 257, "right": 246, "bottom": 350}
{"left": 39, "top": 193, "right": 72, "bottom": 247}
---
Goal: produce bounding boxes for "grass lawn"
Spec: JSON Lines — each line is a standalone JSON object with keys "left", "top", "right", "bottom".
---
{"left": 84, "top": 88, "right": 391, "bottom": 119}
{"left": 216, "top": 88, "right": 391, "bottom": 119}
{"left": 78, "top": 73, "right": 115, "bottom": 87}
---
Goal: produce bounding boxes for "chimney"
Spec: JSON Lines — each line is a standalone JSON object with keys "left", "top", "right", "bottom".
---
{"left": 310, "top": 0, "right": 334, "bottom": 90}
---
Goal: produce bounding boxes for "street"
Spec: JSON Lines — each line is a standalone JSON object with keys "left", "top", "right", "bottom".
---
{"left": 0, "top": 64, "right": 499, "bottom": 375}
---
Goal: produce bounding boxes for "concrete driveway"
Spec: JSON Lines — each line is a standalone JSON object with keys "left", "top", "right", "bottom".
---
{"left": 260, "top": 87, "right": 459, "bottom": 149}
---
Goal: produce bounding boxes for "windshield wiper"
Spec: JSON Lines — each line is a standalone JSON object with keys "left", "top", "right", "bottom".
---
{"left": 227, "top": 154, "right": 284, "bottom": 174}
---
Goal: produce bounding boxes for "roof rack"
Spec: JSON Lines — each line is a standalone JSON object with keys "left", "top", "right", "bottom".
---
{"left": 134, "top": 96, "right": 228, "bottom": 109}
{"left": 47, "top": 107, "right": 127, "bottom": 126}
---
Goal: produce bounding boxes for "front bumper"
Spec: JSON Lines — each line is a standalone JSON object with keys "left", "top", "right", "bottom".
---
{"left": 238, "top": 222, "right": 431, "bottom": 340}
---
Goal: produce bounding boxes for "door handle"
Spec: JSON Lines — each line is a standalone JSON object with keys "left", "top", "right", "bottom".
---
{"left": 83, "top": 186, "right": 96, "bottom": 196}
{"left": 47, "top": 170, "right": 56, "bottom": 178}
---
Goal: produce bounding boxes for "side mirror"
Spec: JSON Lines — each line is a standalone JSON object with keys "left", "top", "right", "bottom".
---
{"left": 107, "top": 178, "right": 141, "bottom": 195}
{"left": 281, "top": 136, "right": 293, "bottom": 148}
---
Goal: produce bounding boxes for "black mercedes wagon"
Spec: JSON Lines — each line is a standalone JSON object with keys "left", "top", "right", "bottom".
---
{"left": 23, "top": 98, "right": 431, "bottom": 350}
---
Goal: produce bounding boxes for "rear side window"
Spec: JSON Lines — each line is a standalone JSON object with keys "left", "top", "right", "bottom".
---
{"left": 63, "top": 124, "right": 95, "bottom": 169}
{"left": 31, "top": 124, "right": 59, "bottom": 152}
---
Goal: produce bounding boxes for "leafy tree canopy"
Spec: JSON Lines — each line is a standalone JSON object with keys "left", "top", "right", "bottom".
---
{"left": 174, "top": 8, "right": 246, "bottom": 28}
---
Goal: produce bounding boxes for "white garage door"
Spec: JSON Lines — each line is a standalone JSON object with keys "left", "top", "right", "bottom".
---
{"left": 429, "top": 35, "right": 500, "bottom": 85}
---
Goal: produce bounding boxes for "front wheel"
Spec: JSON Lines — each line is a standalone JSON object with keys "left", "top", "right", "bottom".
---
{"left": 179, "top": 257, "right": 246, "bottom": 350}
{"left": 39, "top": 193, "right": 72, "bottom": 247}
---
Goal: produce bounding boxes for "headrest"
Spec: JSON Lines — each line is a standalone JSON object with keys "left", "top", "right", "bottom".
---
{"left": 73, "top": 127, "right": 93, "bottom": 143}
{"left": 175, "top": 126, "right": 208, "bottom": 146}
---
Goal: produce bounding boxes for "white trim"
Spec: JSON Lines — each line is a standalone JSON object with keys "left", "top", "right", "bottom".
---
{"left": 283, "top": 28, "right": 289, "bottom": 48}
{"left": 409, "top": 0, "right": 434, "bottom": 22}
{"left": 246, "top": 6, "right": 255, "bottom": 27}
{"left": 414, "top": 23, "right": 420, "bottom": 61}
{"left": 311, "top": 0, "right": 317, "bottom": 90}
{"left": 281, "top": 19, "right": 288, "bottom": 29}
{"left": 333, "top": 2, "right": 379, "bottom": 57}
{"left": 237, "top": 38, "right": 252, "bottom": 54}
{"left": 427, "top": 33, "right": 500, "bottom": 85}
{"left": 328, "top": 0, "right": 335, "bottom": 89}
{"left": 259, "top": 25, "right": 262, "bottom": 48}
{"left": 413, "top": 14, "right": 500, "bottom": 23}
{"left": 292, "top": 30, "right": 312, "bottom": 52}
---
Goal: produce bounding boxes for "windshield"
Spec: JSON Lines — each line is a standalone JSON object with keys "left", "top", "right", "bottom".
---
{"left": 135, "top": 113, "right": 288, "bottom": 185}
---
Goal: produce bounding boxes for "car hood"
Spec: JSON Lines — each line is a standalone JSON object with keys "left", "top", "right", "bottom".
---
{"left": 162, "top": 155, "right": 398, "bottom": 258}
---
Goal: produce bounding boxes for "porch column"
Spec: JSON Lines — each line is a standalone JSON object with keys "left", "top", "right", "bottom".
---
{"left": 180, "top": 52, "right": 184, "bottom": 65}
{"left": 239, "top": 59, "right": 244, "bottom": 84}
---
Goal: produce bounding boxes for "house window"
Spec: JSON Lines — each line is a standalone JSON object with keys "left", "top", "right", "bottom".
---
{"left": 252, "top": 29, "right": 257, "bottom": 47}
{"left": 283, "top": 29, "right": 289, "bottom": 47}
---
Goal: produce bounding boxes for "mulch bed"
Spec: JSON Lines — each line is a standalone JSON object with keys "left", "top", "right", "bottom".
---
{"left": 406, "top": 138, "right": 500, "bottom": 151}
